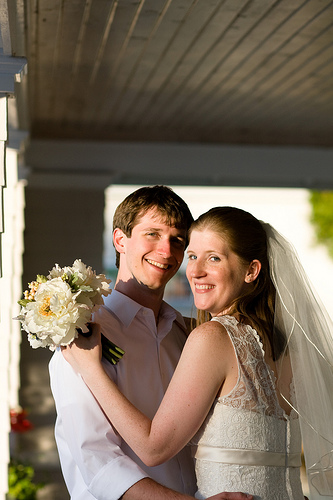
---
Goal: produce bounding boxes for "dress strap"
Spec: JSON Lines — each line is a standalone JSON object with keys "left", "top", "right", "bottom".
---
{"left": 192, "top": 445, "right": 301, "bottom": 468}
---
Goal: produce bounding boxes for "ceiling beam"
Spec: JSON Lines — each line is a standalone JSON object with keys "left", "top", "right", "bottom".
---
{"left": 22, "top": 139, "right": 333, "bottom": 190}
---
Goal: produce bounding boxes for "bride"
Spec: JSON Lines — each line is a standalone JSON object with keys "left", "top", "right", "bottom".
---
{"left": 63, "top": 207, "right": 333, "bottom": 500}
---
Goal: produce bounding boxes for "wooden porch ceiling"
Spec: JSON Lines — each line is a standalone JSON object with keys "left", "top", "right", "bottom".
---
{"left": 21, "top": 0, "right": 333, "bottom": 148}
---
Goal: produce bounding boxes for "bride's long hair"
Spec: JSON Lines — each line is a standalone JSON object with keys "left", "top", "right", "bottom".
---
{"left": 189, "top": 206, "right": 285, "bottom": 360}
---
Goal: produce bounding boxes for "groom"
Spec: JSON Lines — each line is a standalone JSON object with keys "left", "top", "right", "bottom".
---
{"left": 49, "top": 185, "right": 252, "bottom": 500}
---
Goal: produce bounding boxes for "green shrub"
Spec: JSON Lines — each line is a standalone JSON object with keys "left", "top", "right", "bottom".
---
{"left": 8, "top": 460, "right": 44, "bottom": 500}
{"left": 310, "top": 190, "right": 333, "bottom": 258}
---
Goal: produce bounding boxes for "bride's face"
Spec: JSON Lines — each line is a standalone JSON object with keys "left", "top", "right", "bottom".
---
{"left": 186, "top": 228, "right": 251, "bottom": 316}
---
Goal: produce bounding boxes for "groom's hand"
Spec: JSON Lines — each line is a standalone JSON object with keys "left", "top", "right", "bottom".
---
{"left": 206, "top": 493, "right": 253, "bottom": 500}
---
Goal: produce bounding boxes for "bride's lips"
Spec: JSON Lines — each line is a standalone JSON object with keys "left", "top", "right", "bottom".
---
{"left": 194, "top": 283, "right": 216, "bottom": 291}
{"left": 146, "top": 259, "right": 171, "bottom": 270}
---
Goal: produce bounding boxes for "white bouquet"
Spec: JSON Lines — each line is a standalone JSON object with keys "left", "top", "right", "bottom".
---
{"left": 16, "top": 259, "right": 124, "bottom": 364}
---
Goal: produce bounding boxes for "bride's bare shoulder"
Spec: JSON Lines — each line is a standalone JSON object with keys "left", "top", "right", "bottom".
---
{"left": 187, "top": 318, "right": 231, "bottom": 348}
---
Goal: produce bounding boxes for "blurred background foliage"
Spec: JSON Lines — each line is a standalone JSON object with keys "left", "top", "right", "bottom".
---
{"left": 310, "top": 191, "right": 333, "bottom": 258}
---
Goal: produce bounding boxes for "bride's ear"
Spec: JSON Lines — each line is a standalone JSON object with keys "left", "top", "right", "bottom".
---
{"left": 113, "top": 228, "right": 126, "bottom": 254}
{"left": 245, "top": 260, "right": 261, "bottom": 283}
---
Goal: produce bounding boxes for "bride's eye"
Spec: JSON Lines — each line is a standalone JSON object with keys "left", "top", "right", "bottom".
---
{"left": 210, "top": 256, "right": 220, "bottom": 262}
{"left": 188, "top": 254, "right": 197, "bottom": 260}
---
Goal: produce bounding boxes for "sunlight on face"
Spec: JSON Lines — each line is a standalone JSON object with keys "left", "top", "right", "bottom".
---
{"left": 186, "top": 228, "right": 250, "bottom": 316}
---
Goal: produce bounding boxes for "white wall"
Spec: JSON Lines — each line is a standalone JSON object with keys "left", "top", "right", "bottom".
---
{"left": 0, "top": 145, "right": 25, "bottom": 500}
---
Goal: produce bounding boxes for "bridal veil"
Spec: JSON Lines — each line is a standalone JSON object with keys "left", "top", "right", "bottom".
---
{"left": 263, "top": 223, "right": 333, "bottom": 499}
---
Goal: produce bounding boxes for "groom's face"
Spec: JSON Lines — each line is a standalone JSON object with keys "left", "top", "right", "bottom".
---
{"left": 115, "top": 208, "right": 187, "bottom": 293}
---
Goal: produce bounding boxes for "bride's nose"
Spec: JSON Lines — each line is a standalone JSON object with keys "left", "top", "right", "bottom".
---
{"left": 188, "top": 259, "right": 206, "bottom": 278}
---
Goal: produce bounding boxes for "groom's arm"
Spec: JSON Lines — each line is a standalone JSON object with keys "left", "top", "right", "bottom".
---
{"left": 123, "top": 478, "right": 253, "bottom": 500}
{"left": 49, "top": 350, "right": 148, "bottom": 500}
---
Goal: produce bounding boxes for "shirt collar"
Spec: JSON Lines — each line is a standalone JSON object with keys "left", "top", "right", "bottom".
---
{"left": 159, "top": 300, "right": 187, "bottom": 330}
{"left": 103, "top": 289, "right": 187, "bottom": 331}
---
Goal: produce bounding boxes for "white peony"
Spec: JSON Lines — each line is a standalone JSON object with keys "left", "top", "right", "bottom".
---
{"left": 71, "top": 259, "right": 111, "bottom": 306}
{"left": 21, "top": 277, "right": 91, "bottom": 350}
{"left": 16, "top": 260, "right": 115, "bottom": 355}
{"left": 27, "top": 333, "right": 49, "bottom": 349}
{"left": 48, "top": 259, "right": 111, "bottom": 308}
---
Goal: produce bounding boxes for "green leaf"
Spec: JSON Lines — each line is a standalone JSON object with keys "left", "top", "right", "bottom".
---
{"left": 78, "top": 285, "right": 94, "bottom": 292}
{"left": 69, "top": 272, "right": 79, "bottom": 284}
{"left": 66, "top": 272, "right": 81, "bottom": 291}
{"left": 18, "top": 299, "right": 33, "bottom": 307}
{"left": 36, "top": 275, "right": 47, "bottom": 283}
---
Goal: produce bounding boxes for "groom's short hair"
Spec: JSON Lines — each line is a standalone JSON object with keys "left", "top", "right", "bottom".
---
{"left": 113, "top": 185, "right": 193, "bottom": 268}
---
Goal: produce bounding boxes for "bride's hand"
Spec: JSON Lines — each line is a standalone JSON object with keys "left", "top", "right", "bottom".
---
{"left": 61, "top": 322, "right": 103, "bottom": 377}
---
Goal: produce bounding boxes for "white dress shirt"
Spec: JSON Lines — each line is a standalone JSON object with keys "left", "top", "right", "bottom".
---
{"left": 49, "top": 290, "right": 197, "bottom": 499}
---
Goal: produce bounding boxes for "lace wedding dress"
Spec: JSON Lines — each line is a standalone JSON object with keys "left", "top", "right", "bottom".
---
{"left": 191, "top": 315, "right": 305, "bottom": 500}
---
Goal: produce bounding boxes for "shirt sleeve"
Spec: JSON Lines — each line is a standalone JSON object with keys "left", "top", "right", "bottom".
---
{"left": 49, "top": 349, "right": 149, "bottom": 500}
